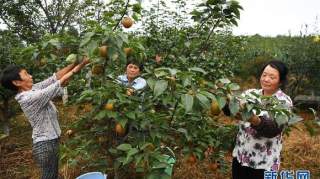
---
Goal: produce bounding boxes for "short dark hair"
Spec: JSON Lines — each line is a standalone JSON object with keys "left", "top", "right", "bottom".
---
{"left": 0, "top": 64, "right": 23, "bottom": 92}
{"left": 126, "top": 57, "right": 144, "bottom": 71}
{"left": 260, "top": 60, "right": 288, "bottom": 89}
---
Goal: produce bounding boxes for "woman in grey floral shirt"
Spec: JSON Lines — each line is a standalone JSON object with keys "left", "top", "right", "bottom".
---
{"left": 228, "top": 60, "right": 292, "bottom": 179}
{"left": 0, "top": 57, "right": 89, "bottom": 179}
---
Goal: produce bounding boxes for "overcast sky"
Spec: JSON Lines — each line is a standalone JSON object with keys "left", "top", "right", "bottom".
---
{"left": 1, "top": 0, "right": 319, "bottom": 36}
{"left": 142, "top": 0, "right": 320, "bottom": 36}
{"left": 232, "top": 0, "right": 320, "bottom": 36}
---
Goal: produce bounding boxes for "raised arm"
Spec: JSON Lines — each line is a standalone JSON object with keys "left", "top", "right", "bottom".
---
{"left": 55, "top": 63, "right": 77, "bottom": 80}
{"left": 59, "top": 57, "right": 90, "bottom": 86}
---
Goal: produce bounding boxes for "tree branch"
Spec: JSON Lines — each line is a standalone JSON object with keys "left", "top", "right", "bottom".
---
{"left": 60, "top": 0, "right": 78, "bottom": 33}
{"left": 56, "top": 0, "right": 61, "bottom": 26}
{"left": 0, "top": 14, "right": 13, "bottom": 30}
{"left": 0, "top": 14, "right": 30, "bottom": 41}
{"left": 204, "top": 18, "right": 222, "bottom": 45}
{"left": 196, "top": 13, "right": 214, "bottom": 34}
{"left": 113, "top": 0, "right": 130, "bottom": 31}
{"left": 36, "top": 0, "right": 56, "bottom": 33}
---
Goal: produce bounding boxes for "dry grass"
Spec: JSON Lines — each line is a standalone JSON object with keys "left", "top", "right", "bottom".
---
{"left": 173, "top": 153, "right": 232, "bottom": 179}
{"left": 281, "top": 123, "right": 320, "bottom": 177}
{"left": 0, "top": 113, "right": 39, "bottom": 179}
{"left": 60, "top": 162, "right": 81, "bottom": 179}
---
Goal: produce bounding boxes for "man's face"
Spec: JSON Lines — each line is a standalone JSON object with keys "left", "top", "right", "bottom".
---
{"left": 13, "top": 69, "right": 33, "bottom": 91}
{"left": 126, "top": 64, "right": 140, "bottom": 81}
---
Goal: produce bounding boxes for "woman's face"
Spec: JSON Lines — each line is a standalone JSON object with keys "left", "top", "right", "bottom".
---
{"left": 13, "top": 69, "right": 33, "bottom": 91}
{"left": 260, "top": 65, "right": 280, "bottom": 95}
{"left": 126, "top": 63, "right": 140, "bottom": 81}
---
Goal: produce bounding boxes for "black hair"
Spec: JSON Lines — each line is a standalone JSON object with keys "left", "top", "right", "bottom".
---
{"left": 126, "top": 56, "right": 144, "bottom": 71}
{"left": 0, "top": 64, "right": 23, "bottom": 92}
{"left": 260, "top": 60, "right": 288, "bottom": 89}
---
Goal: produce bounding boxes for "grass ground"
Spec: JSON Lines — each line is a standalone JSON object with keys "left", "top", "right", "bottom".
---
{"left": 0, "top": 102, "right": 319, "bottom": 179}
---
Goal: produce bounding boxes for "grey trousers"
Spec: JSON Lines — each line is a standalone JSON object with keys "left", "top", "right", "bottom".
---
{"left": 32, "top": 138, "right": 59, "bottom": 179}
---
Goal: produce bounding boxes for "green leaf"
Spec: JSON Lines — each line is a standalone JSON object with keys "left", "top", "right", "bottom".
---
{"left": 177, "top": 128, "right": 187, "bottom": 135}
{"left": 154, "top": 80, "right": 168, "bottom": 97}
{"left": 229, "top": 97, "right": 240, "bottom": 115}
{"left": 125, "top": 112, "right": 136, "bottom": 120}
{"left": 95, "top": 110, "right": 108, "bottom": 120}
{"left": 182, "top": 94, "right": 194, "bottom": 112}
{"left": 241, "top": 110, "right": 253, "bottom": 121}
{"left": 200, "top": 91, "right": 216, "bottom": 100}
{"left": 134, "top": 154, "right": 144, "bottom": 167}
{"left": 106, "top": 111, "right": 118, "bottom": 118}
{"left": 230, "top": 19, "right": 238, "bottom": 26}
{"left": 109, "top": 148, "right": 118, "bottom": 154}
{"left": 154, "top": 71, "right": 168, "bottom": 78}
{"left": 66, "top": 54, "right": 77, "bottom": 63}
{"left": 228, "top": 83, "right": 240, "bottom": 91}
{"left": 182, "top": 75, "right": 192, "bottom": 87}
{"left": 147, "top": 78, "right": 156, "bottom": 90}
{"left": 141, "top": 143, "right": 154, "bottom": 150}
{"left": 118, "top": 118, "right": 128, "bottom": 128}
{"left": 177, "top": 128, "right": 190, "bottom": 141}
{"left": 48, "top": 38, "right": 61, "bottom": 48}
{"left": 168, "top": 68, "right": 179, "bottom": 76}
{"left": 123, "top": 156, "right": 133, "bottom": 165}
{"left": 309, "top": 108, "right": 318, "bottom": 120}
{"left": 189, "top": 67, "right": 207, "bottom": 74}
{"left": 107, "top": 46, "right": 117, "bottom": 59}
{"left": 85, "top": 40, "right": 99, "bottom": 58}
{"left": 114, "top": 37, "right": 123, "bottom": 49}
{"left": 147, "top": 173, "right": 171, "bottom": 179}
{"left": 309, "top": 108, "right": 317, "bottom": 115}
{"left": 219, "top": 78, "right": 231, "bottom": 84}
{"left": 134, "top": 42, "right": 145, "bottom": 51}
{"left": 288, "top": 114, "right": 303, "bottom": 126}
{"left": 150, "top": 131, "right": 156, "bottom": 141}
{"left": 275, "top": 113, "right": 289, "bottom": 127}
{"left": 132, "top": 12, "right": 140, "bottom": 21}
{"left": 206, "top": 0, "right": 216, "bottom": 5}
{"left": 0, "top": 134, "right": 8, "bottom": 141}
{"left": 117, "top": 143, "right": 132, "bottom": 151}
{"left": 246, "top": 103, "right": 254, "bottom": 111}
{"left": 119, "top": 32, "right": 128, "bottom": 44}
{"left": 196, "top": 93, "right": 210, "bottom": 109}
{"left": 127, "top": 148, "right": 139, "bottom": 157}
{"left": 216, "top": 95, "right": 226, "bottom": 109}
{"left": 184, "top": 42, "right": 191, "bottom": 48}
{"left": 152, "top": 163, "right": 169, "bottom": 169}
{"left": 80, "top": 32, "right": 95, "bottom": 47}
{"left": 132, "top": 3, "right": 142, "bottom": 13}
{"left": 50, "top": 54, "right": 57, "bottom": 61}
{"left": 42, "top": 41, "right": 49, "bottom": 49}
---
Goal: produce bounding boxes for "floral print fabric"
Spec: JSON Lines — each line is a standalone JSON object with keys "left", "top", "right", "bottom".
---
{"left": 232, "top": 89, "right": 292, "bottom": 171}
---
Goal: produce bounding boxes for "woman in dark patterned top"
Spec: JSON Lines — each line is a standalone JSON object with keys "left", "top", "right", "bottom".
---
{"left": 0, "top": 57, "right": 89, "bottom": 179}
{"left": 227, "top": 60, "right": 292, "bottom": 179}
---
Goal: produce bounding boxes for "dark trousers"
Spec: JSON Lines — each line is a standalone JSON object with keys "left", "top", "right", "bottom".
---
{"left": 32, "top": 138, "right": 59, "bottom": 179}
{"left": 232, "top": 157, "right": 265, "bottom": 179}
